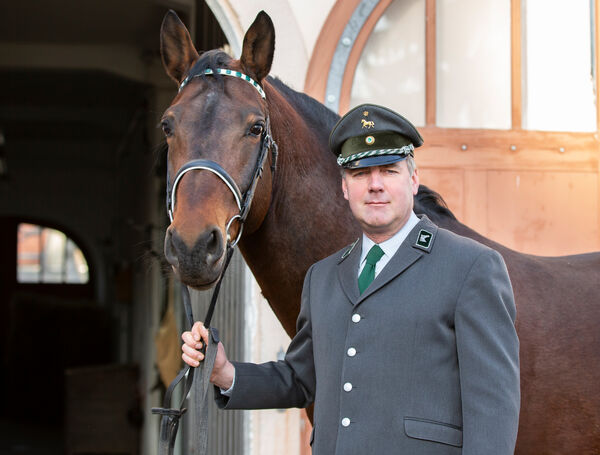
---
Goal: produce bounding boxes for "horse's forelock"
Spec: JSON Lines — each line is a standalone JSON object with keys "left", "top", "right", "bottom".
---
{"left": 186, "top": 50, "right": 233, "bottom": 82}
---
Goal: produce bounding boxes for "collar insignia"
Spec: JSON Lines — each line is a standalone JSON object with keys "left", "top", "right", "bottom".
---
{"left": 415, "top": 229, "right": 433, "bottom": 249}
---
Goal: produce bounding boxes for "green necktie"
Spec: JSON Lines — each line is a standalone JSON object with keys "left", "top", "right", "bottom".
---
{"left": 358, "top": 244, "right": 384, "bottom": 294}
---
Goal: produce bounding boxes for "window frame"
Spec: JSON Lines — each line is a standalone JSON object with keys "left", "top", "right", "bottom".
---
{"left": 305, "top": 0, "right": 600, "bottom": 175}
{"left": 14, "top": 219, "right": 94, "bottom": 290}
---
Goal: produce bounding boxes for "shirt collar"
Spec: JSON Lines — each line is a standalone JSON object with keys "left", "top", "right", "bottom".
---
{"left": 360, "top": 211, "right": 420, "bottom": 265}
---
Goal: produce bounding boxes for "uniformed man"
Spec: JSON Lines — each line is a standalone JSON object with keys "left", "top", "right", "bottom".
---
{"left": 182, "top": 104, "right": 520, "bottom": 454}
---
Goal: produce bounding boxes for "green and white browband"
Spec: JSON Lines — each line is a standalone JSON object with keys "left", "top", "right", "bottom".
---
{"left": 179, "top": 68, "right": 266, "bottom": 99}
{"left": 337, "top": 144, "right": 414, "bottom": 166}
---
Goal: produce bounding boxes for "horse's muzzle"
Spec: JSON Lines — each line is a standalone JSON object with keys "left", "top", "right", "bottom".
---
{"left": 164, "top": 227, "right": 225, "bottom": 288}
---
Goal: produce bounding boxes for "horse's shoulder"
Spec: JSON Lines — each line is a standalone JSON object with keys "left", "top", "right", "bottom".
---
{"left": 312, "top": 238, "right": 360, "bottom": 269}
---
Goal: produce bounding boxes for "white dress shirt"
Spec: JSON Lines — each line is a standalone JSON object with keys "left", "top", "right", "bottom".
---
{"left": 358, "top": 211, "right": 420, "bottom": 278}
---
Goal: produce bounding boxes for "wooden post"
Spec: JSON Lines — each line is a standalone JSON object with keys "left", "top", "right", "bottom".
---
{"left": 511, "top": 0, "right": 522, "bottom": 130}
{"left": 426, "top": 0, "right": 436, "bottom": 127}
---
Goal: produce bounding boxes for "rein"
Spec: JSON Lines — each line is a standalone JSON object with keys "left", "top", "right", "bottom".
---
{"left": 152, "top": 68, "right": 278, "bottom": 454}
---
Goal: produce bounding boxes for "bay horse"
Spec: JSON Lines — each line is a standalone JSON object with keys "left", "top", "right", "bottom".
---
{"left": 159, "top": 10, "right": 600, "bottom": 454}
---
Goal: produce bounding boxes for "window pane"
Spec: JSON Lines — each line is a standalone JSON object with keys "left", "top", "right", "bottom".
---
{"left": 17, "top": 223, "right": 89, "bottom": 284}
{"left": 523, "top": 0, "right": 596, "bottom": 132}
{"left": 350, "top": 0, "right": 426, "bottom": 126}
{"left": 41, "top": 228, "right": 66, "bottom": 283}
{"left": 437, "top": 0, "right": 511, "bottom": 129}
{"left": 17, "top": 224, "right": 41, "bottom": 283}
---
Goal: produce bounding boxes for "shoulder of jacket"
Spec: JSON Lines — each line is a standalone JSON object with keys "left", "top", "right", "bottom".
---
{"left": 434, "top": 227, "right": 500, "bottom": 259}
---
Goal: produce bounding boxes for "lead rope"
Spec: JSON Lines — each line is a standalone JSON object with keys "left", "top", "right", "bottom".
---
{"left": 152, "top": 245, "right": 235, "bottom": 455}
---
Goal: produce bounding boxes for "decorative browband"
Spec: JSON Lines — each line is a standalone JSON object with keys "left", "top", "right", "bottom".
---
{"left": 179, "top": 68, "right": 266, "bottom": 99}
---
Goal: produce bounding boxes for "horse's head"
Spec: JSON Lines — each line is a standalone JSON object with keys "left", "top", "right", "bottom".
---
{"left": 160, "top": 10, "right": 276, "bottom": 289}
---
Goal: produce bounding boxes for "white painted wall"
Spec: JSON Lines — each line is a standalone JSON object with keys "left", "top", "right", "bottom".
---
{"left": 210, "top": 0, "right": 335, "bottom": 90}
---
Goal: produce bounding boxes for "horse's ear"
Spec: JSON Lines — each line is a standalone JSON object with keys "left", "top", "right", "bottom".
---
{"left": 160, "top": 10, "right": 200, "bottom": 84}
{"left": 240, "top": 11, "right": 275, "bottom": 82}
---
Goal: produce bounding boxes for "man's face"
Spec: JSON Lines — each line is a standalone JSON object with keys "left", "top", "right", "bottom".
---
{"left": 342, "top": 160, "right": 419, "bottom": 241}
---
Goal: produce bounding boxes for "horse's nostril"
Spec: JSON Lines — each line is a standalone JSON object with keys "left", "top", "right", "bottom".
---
{"left": 208, "top": 230, "right": 218, "bottom": 251}
{"left": 204, "top": 227, "right": 223, "bottom": 264}
{"left": 164, "top": 230, "right": 179, "bottom": 268}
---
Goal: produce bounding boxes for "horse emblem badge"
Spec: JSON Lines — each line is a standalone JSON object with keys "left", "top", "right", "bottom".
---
{"left": 361, "top": 111, "right": 375, "bottom": 129}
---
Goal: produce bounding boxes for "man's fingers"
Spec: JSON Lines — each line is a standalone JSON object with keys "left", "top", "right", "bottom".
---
{"left": 182, "top": 343, "right": 205, "bottom": 361}
{"left": 192, "top": 321, "right": 209, "bottom": 342}
{"left": 182, "top": 331, "right": 203, "bottom": 349}
{"left": 182, "top": 352, "right": 200, "bottom": 367}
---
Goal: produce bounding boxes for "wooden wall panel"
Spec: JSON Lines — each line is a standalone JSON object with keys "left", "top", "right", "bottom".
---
{"left": 484, "top": 171, "right": 599, "bottom": 256}
{"left": 462, "top": 170, "right": 490, "bottom": 235}
{"left": 417, "top": 127, "right": 599, "bottom": 257}
{"left": 419, "top": 166, "right": 599, "bottom": 256}
{"left": 417, "top": 168, "right": 465, "bottom": 221}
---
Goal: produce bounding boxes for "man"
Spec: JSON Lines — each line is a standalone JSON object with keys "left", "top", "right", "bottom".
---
{"left": 182, "top": 104, "right": 520, "bottom": 454}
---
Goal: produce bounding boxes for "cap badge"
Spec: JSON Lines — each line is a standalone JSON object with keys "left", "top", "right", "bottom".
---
{"left": 361, "top": 119, "right": 375, "bottom": 129}
{"left": 365, "top": 135, "right": 375, "bottom": 145}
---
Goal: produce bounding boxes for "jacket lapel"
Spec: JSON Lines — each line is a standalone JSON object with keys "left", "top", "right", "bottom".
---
{"left": 357, "top": 216, "right": 438, "bottom": 304}
{"left": 337, "top": 238, "right": 362, "bottom": 305}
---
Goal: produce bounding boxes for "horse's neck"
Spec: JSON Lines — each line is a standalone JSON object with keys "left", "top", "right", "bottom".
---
{"left": 239, "top": 87, "right": 358, "bottom": 336}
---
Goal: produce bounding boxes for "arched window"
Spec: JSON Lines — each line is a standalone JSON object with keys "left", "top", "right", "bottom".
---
{"left": 17, "top": 223, "right": 89, "bottom": 284}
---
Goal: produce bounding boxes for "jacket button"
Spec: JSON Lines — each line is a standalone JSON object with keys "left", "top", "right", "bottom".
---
{"left": 352, "top": 314, "right": 361, "bottom": 323}
{"left": 343, "top": 382, "right": 353, "bottom": 392}
{"left": 341, "top": 417, "right": 351, "bottom": 427}
{"left": 347, "top": 347, "right": 357, "bottom": 357}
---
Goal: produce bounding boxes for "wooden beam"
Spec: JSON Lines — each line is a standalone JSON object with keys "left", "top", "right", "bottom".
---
{"left": 425, "top": 0, "right": 436, "bottom": 126}
{"left": 418, "top": 127, "right": 599, "bottom": 172}
{"left": 511, "top": 0, "right": 522, "bottom": 129}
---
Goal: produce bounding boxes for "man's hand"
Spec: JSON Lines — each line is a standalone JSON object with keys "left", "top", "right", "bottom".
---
{"left": 181, "top": 321, "right": 235, "bottom": 390}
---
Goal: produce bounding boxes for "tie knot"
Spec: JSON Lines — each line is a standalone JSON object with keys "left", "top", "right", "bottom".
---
{"left": 365, "top": 244, "right": 384, "bottom": 265}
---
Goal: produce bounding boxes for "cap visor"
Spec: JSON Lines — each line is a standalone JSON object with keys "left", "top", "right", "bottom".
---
{"left": 344, "top": 154, "right": 408, "bottom": 169}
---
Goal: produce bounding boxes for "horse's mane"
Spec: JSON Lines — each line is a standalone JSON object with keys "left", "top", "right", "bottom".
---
{"left": 414, "top": 185, "right": 457, "bottom": 224}
{"left": 266, "top": 77, "right": 340, "bottom": 135}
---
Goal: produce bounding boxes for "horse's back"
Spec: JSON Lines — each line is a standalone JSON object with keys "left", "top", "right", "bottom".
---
{"left": 506, "top": 250, "right": 600, "bottom": 454}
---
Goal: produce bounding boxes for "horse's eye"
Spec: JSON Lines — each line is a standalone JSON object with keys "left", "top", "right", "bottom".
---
{"left": 249, "top": 123, "right": 264, "bottom": 136}
{"left": 161, "top": 120, "right": 173, "bottom": 138}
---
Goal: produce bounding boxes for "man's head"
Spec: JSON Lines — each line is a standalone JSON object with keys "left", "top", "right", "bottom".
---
{"left": 329, "top": 105, "right": 423, "bottom": 242}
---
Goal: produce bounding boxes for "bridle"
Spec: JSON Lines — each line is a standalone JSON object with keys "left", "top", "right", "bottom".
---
{"left": 153, "top": 68, "right": 278, "bottom": 455}
{"left": 165, "top": 67, "right": 278, "bottom": 247}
